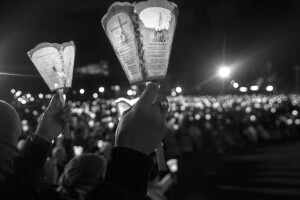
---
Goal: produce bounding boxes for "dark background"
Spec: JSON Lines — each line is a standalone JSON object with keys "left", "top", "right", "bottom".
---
{"left": 0, "top": 0, "right": 299, "bottom": 97}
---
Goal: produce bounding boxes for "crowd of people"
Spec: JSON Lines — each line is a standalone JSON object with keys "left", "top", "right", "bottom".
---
{"left": 14, "top": 92, "right": 300, "bottom": 157}
{"left": 0, "top": 83, "right": 173, "bottom": 200}
{"left": 1, "top": 86, "right": 300, "bottom": 200}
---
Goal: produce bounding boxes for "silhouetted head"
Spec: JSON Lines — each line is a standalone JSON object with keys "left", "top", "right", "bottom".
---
{"left": 59, "top": 153, "right": 106, "bottom": 189}
{"left": 0, "top": 100, "right": 21, "bottom": 145}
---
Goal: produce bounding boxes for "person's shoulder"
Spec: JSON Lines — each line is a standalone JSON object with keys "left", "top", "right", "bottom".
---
{"left": 0, "top": 170, "right": 4, "bottom": 182}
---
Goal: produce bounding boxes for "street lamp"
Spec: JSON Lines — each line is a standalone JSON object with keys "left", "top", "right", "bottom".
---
{"left": 218, "top": 66, "right": 231, "bottom": 94}
{"left": 218, "top": 66, "right": 231, "bottom": 78}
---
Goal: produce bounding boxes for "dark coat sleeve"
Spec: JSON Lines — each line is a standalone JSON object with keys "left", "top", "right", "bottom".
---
{"left": 0, "top": 137, "right": 52, "bottom": 200}
{"left": 85, "top": 147, "right": 154, "bottom": 200}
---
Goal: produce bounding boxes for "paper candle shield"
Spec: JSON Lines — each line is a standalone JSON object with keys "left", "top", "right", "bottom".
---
{"left": 102, "top": 0, "right": 178, "bottom": 84}
{"left": 102, "top": 2, "right": 143, "bottom": 84}
{"left": 28, "top": 41, "right": 75, "bottom": 91}
{"left": 134, "top": 0, "right": 178, "bottom": 82}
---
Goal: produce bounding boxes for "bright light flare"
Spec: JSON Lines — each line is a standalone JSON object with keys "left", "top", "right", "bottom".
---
{"left": 218, "top": 66, "right": 231, "bottom": 78}
{"left": 79, "top": 89, "right": 85, "bottom": 94}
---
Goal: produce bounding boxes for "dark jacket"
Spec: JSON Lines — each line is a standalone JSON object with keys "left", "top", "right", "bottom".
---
{"left": 0, "top": 136, "right": 51, "bottom": 200}
{"left": 0, "top": 136, "right": 154, "bottom": 200}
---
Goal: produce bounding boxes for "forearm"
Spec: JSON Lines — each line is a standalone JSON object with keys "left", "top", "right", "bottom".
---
{"left": 1, "top": 134, "right": 52, "bottom": 200}
{"left": 105, "top": 147, "right": 153, "bottom": 194}
{"left": 20, "top": 134, "right": 52, "bottom": 170}
{"left": 86, "top": 147, "right": 153, "bottom": 200}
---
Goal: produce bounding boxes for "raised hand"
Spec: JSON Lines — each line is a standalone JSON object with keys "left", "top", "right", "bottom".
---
{"left": 36, "top": 94, "right": 72, "bottom": 142}
{"left": 115, "top": 83, "right": 168, "bottom": 155}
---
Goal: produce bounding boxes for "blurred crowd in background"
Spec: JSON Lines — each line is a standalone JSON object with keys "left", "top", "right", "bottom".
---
{"left": 13, "top": 93, "right": 300, "bottom": 154}
{"left": 4, "top": 90, "right": 300, "bottom": 199}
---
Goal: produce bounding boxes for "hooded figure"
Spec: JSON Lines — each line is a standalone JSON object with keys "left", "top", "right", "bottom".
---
{"left": 0, "top": 100, "right": 21, "bottom": 176}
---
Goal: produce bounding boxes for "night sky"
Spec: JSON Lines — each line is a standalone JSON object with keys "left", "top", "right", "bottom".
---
{"left": 0, "top": 0, "right": 299, "bottom": 95}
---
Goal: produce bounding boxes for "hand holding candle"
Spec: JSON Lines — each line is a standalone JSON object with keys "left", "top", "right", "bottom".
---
{"left": 115, "top": 83, "right": 168, "bottom": 156}
{"left": 28, "top": 41, "right": 75, "bottom": 138}
{"left": 102, "top": 0, "right": 178, "bottom": 170}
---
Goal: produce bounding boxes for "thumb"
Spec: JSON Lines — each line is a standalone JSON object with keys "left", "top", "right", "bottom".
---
{"left": 45, "top": 94, "right": 63, "bottom": 114}
{"left": 135, "top": 82, "right": 160, "bottom": 108}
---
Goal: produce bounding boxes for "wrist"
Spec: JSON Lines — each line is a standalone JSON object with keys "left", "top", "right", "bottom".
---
{"left": 30, "top": 133, "right": 53, "bottom": 146}
{"left": 35, "top": 129, "right": 53, "bottom": 143}
{"left": 116, "top": 142, "right": 151, "bottom": 156}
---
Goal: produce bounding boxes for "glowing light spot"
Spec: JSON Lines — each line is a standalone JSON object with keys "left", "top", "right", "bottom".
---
{"left": 99, "top": 87, "right": 105, "bottom": 93}
{"left": 93, "top": 93, "right": 98, "bottom": 99}
{"left": 292, "top": 110, "right": 298, "bottom": 116}
{"left": 173, "top": 124, "right": 179, "bottom": 130}
{"left": 233, "top": 83, "right": 239, "bottom": 88}
{"left": 114, "top": 85, "right": 120, "bottom": 91}
{"left": 15, "top": 91, "right": 22, "bottom": 97}
{"left": 239, "top": 87, "right": 248, "bottom": 93}
{"left": 245, "top": 107, "right": 252, "bottom": 113}
{"left": 108, "top": 122, "right": 115, "bottom": 129}
{"left": 271, "top": 108, "right": 276, "bottom": 113}
{"left": 175, "top": 87, "right": 182, "bottom": 93}
{"left": 205, "top": 114, "right": 211, "bottom": 120}
{"left": 266, "top": 85, "right": 274, "bottom": 92}
{"left": 250, "top": 115, "right": 256, "bottom": 121}
{"left": 73, "top": 146, "right": 83, "bottom": 156}
{"left": 127, "top": 90, "right": 133, "bottom": 96}
{"left": 250, "top": 85, "right": 259, "bottom": 91}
